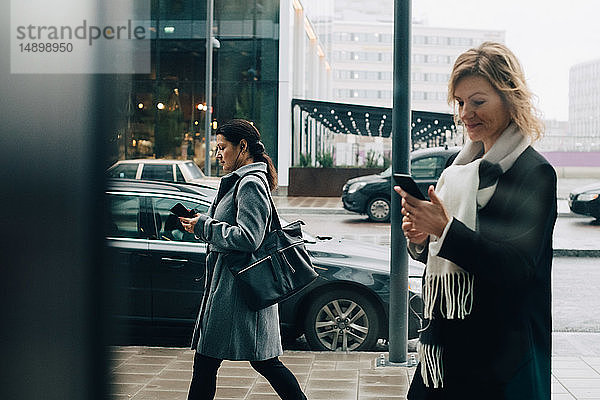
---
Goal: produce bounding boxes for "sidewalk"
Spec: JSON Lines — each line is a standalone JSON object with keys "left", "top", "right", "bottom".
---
{"left": 110, "top": 334, "right": 600, "bottom": 399}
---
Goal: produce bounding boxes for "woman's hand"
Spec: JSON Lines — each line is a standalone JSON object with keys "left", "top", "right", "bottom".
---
{"left": 179, "top": 214, "right": 201, "bottom": 234}
{"left": 394, "top": 185, "right": 450, "bottom": 240}
{"left": 401, "top": 216, "right": 429, "bottom": 245}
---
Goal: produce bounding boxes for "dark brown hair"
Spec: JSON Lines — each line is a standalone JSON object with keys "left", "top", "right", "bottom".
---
{"left": 215, "top": 119, "right": 278, "bottom": 190}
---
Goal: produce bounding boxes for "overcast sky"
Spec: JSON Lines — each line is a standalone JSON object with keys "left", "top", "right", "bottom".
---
{"left": 412, "top": 0, "right": 600, "bottom": 121}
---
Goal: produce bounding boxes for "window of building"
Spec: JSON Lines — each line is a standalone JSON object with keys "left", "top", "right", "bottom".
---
{"left": 426, "top": 55, "right": 438, "bottom": 64}
{"left": 413, "top": 35, "right": 425, "bottom": 45}
{"left": 413, "top": 91, "right": 425, "bottom": 100}
{"left": 413, "top": 54, "right": 425, "bottom": 64}
{"left": 112, "top": 0, "right": 281, "bottom": 174}
{"left": 425, "top": 36, "right": 440, "bottom": 45}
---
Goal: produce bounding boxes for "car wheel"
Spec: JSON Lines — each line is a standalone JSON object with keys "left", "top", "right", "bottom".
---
{"left": 304, "top": 289, "right": 381, "bottom": 351}
{"left": 366, "top": 197, "right": 390, "bottom": 222}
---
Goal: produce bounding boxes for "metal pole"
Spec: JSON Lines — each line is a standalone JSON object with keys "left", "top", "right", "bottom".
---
{"left": 389, "top": 0, "right": 411, "bottom": 364}
{"left": 204, "top": 0, "right": 214, "bottom": 176}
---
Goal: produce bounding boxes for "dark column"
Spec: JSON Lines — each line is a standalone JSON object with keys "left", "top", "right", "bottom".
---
{"left": 389, "top": 0, "right": 411, "bottom": 364}
{"left": 0, "top": 1, "right": 110, "bottom": 398}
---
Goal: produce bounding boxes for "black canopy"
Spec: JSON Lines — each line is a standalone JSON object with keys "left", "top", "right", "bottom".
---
{"left": 291, "top": 98, "right": 456, "bottom": 146}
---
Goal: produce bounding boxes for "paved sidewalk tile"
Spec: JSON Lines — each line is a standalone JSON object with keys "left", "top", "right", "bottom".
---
{"left": 110, "top": 347, "right": 600, "bottom": 400}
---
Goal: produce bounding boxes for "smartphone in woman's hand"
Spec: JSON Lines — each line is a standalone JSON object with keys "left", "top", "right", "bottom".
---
{"left": 170, "top": 203, "right": 197, "bottom": 218}
{"left": 393, "top": 173, "right": 426, "bottom": 200}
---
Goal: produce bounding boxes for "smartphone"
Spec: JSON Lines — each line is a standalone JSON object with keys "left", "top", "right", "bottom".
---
{"left": 393, "top": 173, "right": 426, "bottom": 200}
{"left": 170, "top": 203, "right": 197, "bottom": 218}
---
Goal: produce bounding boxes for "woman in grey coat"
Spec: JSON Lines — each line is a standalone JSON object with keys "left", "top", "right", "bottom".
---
{"left": 180, "top": 119, "right": 306, "bottom": 400}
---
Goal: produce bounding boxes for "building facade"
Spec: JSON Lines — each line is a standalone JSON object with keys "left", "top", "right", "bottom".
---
{"left": 108, "top": 0, "right": 511, "bottom": 187}
{"left": 569, "top": 59, "right": 600, "bottom": 141}
{"left": 107, "top": 0, "right": 333, "bottom": 186}
{"left": 110, "top": 0, "right": 281, "bottom": 172}
{"left": 330, "top": 20, "right": 505, "bottom": 113}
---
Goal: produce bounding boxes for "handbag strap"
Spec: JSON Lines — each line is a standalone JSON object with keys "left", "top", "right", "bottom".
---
{"left": 232, "top": 171, "right": 282, "bottom": 232}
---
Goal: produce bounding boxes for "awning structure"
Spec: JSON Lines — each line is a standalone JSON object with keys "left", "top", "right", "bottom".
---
{"left": 291, "top": 98, "right": 458, "bottom": 165}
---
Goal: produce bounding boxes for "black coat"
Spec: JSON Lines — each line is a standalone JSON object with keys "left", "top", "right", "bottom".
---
{"left": 408, "top": 147, "right": 557, "bottom": 400}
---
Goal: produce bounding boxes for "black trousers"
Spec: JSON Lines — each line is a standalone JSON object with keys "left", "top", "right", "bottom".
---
{"left": 187, "top": 352, "right": 307, "bottom": 400}
{"left": 408, "top": 363, "right": 505, "bottom": 400}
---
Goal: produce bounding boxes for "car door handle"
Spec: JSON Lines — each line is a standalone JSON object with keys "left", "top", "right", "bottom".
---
{"left": 130, "top": 252, "right": 151, "bottom": 263}
{"left": 161, "top": 257, "right": 188, "bottom": 267}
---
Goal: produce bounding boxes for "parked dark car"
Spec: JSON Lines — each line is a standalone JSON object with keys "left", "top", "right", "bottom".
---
{"left": 569, "top": 182, "right": 600, "bottom": 220}
{"left": 105, "top": 178, "right": 424, "bottom": 351}
{"left": 342, "top": 146, "right": 461, "bottom": 222}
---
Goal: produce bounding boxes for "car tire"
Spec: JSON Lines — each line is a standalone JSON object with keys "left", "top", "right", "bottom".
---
{"left": 303, "top": 289, "right": 381, "bottom": 351}
{"left": 366, "top": 197, "right": 391, "bottom": 222}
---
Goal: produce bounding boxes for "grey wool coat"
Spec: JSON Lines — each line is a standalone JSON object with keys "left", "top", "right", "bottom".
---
{"left": 190, "top": 162, "right": 283, "bottom": 361}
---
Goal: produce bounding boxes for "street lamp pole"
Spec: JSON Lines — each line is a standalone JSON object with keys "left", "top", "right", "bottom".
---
{"left": 388, "top": 0, "right": 411, "bottom": 365}
{"left": 204, "top": 0, "right": 214, "bottom": 176}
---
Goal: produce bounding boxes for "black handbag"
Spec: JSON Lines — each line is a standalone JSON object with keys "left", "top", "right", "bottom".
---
{"left": 227, "top": 172, "right": 318, "bottom": 311}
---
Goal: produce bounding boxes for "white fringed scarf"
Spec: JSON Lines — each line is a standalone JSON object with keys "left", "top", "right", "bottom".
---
{"left": 418, "top": 123, "right": 530, "bottom": 388}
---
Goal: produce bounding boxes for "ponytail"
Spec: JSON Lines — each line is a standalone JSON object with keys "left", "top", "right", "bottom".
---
{"left": 254, "top": 152, "right": 278, "bottom": 191}
{"left": 216, "top": 119, "right": 278, "bottom": 191}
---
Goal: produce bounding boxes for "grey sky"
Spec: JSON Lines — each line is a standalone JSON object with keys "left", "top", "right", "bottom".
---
{"left": 412, "top": 0, "right": 600, "bottom": 121}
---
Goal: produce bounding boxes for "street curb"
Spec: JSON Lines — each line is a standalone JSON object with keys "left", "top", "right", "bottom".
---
{"left": 278, "top": 208, "right": 354, "bottom": 215}
{"left": 558, "top": 212, "right": 592, "bottom": 218}
{"left": 279, "top": 208, "right": 584, "bottom": 219}
{"left": 554, "top": 249, "right": 600, "bottom": 257}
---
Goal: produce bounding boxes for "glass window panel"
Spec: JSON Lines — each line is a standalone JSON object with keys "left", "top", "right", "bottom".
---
{"left": 216, "top": 0, "right": 279, "bottom": 27}
{"left": 175, "top": 165, "right": 186, "bottom": 182}
{"left": 141, "top": 164, "right": 175, "bottom": 181}
{"left": 411, "top": 157, "right": 444, "bottom": 179}
{"left": 107, "top": 163, "right": 139, "bottom": 179}
{"left": 184, "top": 161, "right": 204, "bottom": 179}
{"left": 152, "top": 197, "right": 209, "bottom": 242}
{"left": 107, "top": 195, "right": 142, "bottom": 238}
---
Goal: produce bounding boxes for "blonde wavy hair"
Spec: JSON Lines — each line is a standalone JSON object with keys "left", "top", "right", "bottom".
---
{"left": 447, "top": 41, "right": 544, "bottom": 141}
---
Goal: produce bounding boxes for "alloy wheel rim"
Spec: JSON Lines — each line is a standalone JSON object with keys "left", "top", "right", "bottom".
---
{"left": 370, "top": 200, "right": 389, "bottom": 219}
{"left": 314, "top": 298, "right": 369, "bottom": 351}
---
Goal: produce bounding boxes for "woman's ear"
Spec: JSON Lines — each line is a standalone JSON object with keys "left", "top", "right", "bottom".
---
{"left": 239, "top": 139, "right": 248, "bottom": 152}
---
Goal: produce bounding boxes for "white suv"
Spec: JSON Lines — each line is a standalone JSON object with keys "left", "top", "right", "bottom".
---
{"left": 106, "top": 159, "right": 219, "bottom": 188}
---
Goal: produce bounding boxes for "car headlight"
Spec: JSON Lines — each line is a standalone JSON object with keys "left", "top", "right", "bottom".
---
{"left": 577, "top": 193, "right": 599, "bottom": 202}
{"left": 347, "top": 182, "right": 367, "bottom": 194}
{"left": 408, "top": 277, "right": 422, "bottom": 295}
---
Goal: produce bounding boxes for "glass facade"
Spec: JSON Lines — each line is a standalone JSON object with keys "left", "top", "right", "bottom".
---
{"left": 107, "top": 0, "right": 280, "bottom": 175}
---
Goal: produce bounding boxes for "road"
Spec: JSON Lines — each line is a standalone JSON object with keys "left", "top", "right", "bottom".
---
{"left": 280, "top": 211, "right": 600, "bottom": 334}
{"left": 553, "top": 256, "right": 600, "bottom": 333}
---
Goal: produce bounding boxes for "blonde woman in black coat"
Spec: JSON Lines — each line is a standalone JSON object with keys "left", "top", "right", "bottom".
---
{"left": 396, "top": 42, "right": 557, "bottom": 399}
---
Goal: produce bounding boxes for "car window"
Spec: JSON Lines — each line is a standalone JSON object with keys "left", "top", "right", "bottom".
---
{"left": 141, "top": 164, "right": 174, "bottom": 181}
{"left": 175, "top": 165, "right": 186, "bottom": 182}
{"left": 183, "top": 161, "right": 205, "bottom": 179}
{"left": 107, "top": 163, "right": 138, "bottom": 179}
{"left": 106, "top": 194, "right": 142, "bottom": 238}
{"left": 151, "top": 197, "right": 209, "bottom": 242}
{"left": 411, "top": 156, "right": 445, "bottom": 179}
